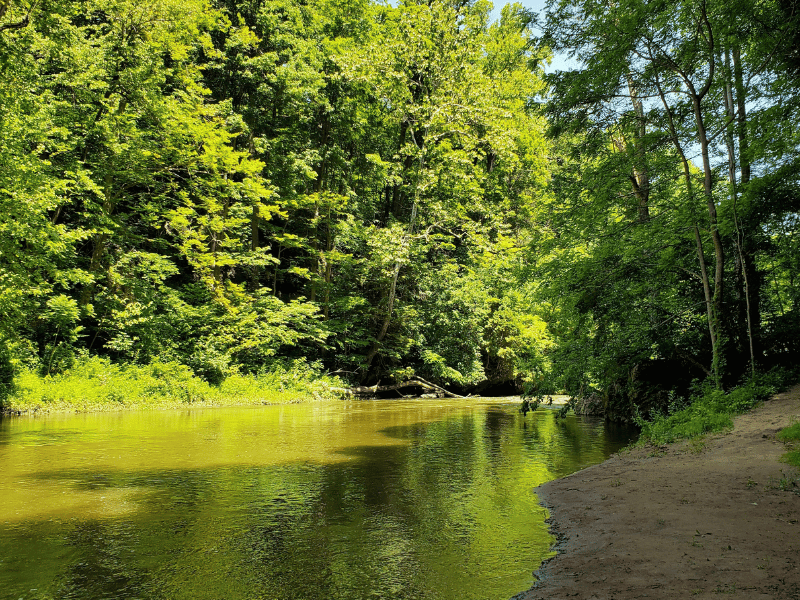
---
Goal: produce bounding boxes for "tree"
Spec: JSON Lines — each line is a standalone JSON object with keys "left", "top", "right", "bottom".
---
{"left": 335, "top": 0, "right": 551, "bottom": 386}
{"left": 538, "top": 0, "right": 800, "bottom": 399}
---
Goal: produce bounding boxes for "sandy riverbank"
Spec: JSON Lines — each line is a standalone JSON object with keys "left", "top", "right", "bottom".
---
{"left": 521, "top": 384, "right": 800, "bottom": 600}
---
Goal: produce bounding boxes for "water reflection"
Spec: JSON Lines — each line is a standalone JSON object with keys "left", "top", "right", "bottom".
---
{"left": 0, "top": 400, "right": 636, "bottom": 600}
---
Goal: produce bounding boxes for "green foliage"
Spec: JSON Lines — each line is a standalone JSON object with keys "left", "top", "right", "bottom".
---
{"left": 0, "top": 340, "right": 13, "bottom": 406}
{"left": 783, "top": 451, "right": 800, "bottom": 469}
{"left": 778, "top": 421, "right": 800, "bottom": 468}
{"left": 778, "top": 423, "right": 800, "bottom": 443}
{"left": 638, "top": 395, "right": 734, "bottom": 445}
{"left": 40, "top": 295, "right": 83, "bottom": 376}
{"left": 4, "top": 354, "right": 341, "bottom": 413}
{"left": 530, "top": 0, "right": 800, "bottom": 419}
{"left": 638, "top": 369, "right": 798, "bottom": 445}
{"left": 1, "top": 0, "right": 797, "bottom": 414}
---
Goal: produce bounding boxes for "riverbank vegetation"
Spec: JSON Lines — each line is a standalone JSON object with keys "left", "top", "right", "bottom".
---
{"left": 637, "top": 368, "right": 798, "bottom": 445}
{"left": 5, "top": 354, "right": 339, "bottom": 413}
{"left": 778, "top": 421, "right": 800, "bottom": 467}
{"left": 1, "top": 0, "right": 798, "bottom": 421}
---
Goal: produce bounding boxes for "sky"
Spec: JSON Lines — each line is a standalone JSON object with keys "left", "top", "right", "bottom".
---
{"left": 386, "top": 0, "right": 577, "bottom": 72}
{"left": 494, "top": 0, "right": 547, "bottom": 21}
{"left": 490, "top": 0, "right": 577, "bottom": 72}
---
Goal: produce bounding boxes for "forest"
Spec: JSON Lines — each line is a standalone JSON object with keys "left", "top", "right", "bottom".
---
{"left": 0, "top": 0, "right": 798, "bottom": 421}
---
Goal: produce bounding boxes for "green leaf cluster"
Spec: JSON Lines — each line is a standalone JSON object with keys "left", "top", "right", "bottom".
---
{"left": 528, "top": 0, "right": 800, "bottom": 419}
{"left": 0, "top": 0, "right": 553, "bottom": 399}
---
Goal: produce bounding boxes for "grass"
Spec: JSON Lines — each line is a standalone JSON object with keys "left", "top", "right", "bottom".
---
{"left": 1, "top": 355, "right": 342, "bottom": 414}
{"left": 779, "top": 422, "right": 800, "bottom": 441}
{"left": 780, "top": 450, "right": 800, "bottom": 467}
{"left": 637, "top": 368, "right": 798, "bottom": 446}
{"left": 770, "top": 470, "right": 800, "bottom": 492}
{"left": 778, "top": 421, "right": 800, "bottom": 468}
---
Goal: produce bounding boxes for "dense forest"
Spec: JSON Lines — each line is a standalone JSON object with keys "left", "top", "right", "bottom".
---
{"left": 0, "top": 0, "right": 798, "bottom": 420}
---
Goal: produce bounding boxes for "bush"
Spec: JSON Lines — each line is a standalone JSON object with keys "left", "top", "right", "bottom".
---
{"left": 2, "top": 354, "right": 343, "bottom": 413}
{"left": 637, "top": 368, "right": 798, "bottom": 445}
{"left": 0, "top": 341, "right": 14, "bottom": 407}
{"left": 779, "top": 422, "right": 800, "bottom": 468}
{"left": 778, "top": 422, "right": 800, "bottom": 443}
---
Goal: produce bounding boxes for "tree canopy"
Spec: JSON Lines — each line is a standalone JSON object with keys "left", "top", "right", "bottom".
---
{"left": 1, "top": 0, "right": 797, "bottom": 418}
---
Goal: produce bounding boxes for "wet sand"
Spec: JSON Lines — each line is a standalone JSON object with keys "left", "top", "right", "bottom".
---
{"left": 521, "top": 384, "right": 800, "bottom": 600}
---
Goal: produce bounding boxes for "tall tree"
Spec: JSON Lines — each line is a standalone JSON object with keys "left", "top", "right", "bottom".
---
{"left": 539, "top": 0, "right": 800, "bottom": 394}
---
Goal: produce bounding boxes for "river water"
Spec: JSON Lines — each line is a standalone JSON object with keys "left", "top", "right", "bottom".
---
{"left": 0, "top": 398, "right": 636, "bottom": 600}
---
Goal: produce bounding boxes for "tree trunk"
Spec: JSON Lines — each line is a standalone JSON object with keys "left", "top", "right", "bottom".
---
{"left": 732, "top": 46, "right": 750, "bottom": 186}
{"left": 323, "top": 204, "right": 333, "bottom": 320}
{"left": 364, "top": 118, "right": 425, "bottom": 378}
{"left": 310, "top": 198, "right": 319, "bottom": 302}
{"left": 723, "top": 48, "right": 756, "bottom": 376}
{"left": 392, "top": 120, "right": 409, "bottom": 216}
{"left": 211, "top": 201, "right": 229, "bottom": 288}
{"left": 625, "top": 75, "right": 650, "bottom": 222}
{"left": 80, "top": 191, "right": 114, "bottom": 307}
{"left": 363, "top": 260, "right": 401, "bottom": 372}
{"left": 250, "top": 205, "right": 260, "bottom": 290}
{"left": 694, "top": 225, "right": 717, "bottom": 351}
{"left": 689, "top": 84, "right": 725, "bottom": 386}
{"left": 733, "top": 45, "right": 760, "bottom": 365}
{"left": 654, "top": 73, "right": 722, "bottom": 385}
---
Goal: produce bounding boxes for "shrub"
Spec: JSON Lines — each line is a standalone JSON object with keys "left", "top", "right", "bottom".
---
{"left": 779, "top": 422, "right": 800, "bottom": 468}
{"left": 778, "top": 422, "right": 800, "bottom": 443}
{"left": 637, "top": 368, "right": 798, "bottom": 445}
{"left": 0, "top": 341, "right": 14, "bottom": 407}
{"left": 2, "top": 355, "right": 342, "bottom": 413}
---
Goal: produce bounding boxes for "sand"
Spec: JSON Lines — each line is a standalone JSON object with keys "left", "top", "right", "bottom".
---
{"left": 520, "top": 384, "right": 800, "bottom": 600}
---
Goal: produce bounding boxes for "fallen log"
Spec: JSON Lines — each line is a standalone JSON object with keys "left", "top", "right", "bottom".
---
{"left": 410, "top": 376, "right": 466, "bottom": 398}
{"left": 331, "top": 377, "right": 465, "bottom": 399}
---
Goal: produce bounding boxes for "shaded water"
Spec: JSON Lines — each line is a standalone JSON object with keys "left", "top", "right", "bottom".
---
{"left": 0, "top": 399, "right": 636, "bottom": 600}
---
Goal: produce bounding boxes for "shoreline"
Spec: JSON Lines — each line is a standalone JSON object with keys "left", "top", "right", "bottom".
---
{"left": 1, "top": 392, "right": 570, "bottom": 417}
{"left": 0, "top": 395, "right": 308, "bottom": 417}
{"left": 521, "top": 384, "right": 800, "bottom": 600}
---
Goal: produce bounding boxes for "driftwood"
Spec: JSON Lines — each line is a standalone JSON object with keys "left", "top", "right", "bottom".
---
{"left": 332, "top": 376, "right": 465, "bottom": 399}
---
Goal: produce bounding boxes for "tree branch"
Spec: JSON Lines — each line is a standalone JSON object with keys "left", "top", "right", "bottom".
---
{"left": 0, "top": 0, "right": 38, "bottom": 32}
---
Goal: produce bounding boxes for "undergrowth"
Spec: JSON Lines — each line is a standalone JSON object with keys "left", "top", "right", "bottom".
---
{"left": 2, "top": 354, "right": 342, "bottom": 414}
{"left": 636, "top": 368, "right": 798, "bottom": 446}
{"left": 778, "top": 422, "right": 800, "bottom": 468}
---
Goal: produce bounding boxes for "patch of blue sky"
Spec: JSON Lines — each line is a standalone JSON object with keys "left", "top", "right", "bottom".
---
{"left": 489, "top": 0, "right": 578, "bottom": 73}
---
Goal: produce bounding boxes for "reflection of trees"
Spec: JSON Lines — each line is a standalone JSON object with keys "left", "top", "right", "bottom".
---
{"left": 0, "top": 405, "right": 636, "bottom": 600}
{"left": 56, "top": 520, "right": 155, "bottom": 600}
{"left": 519, "top": 410, "right": 636, "bottom": 479}
{"left": 0, "top": 515, "right": 170, "bottom": 600}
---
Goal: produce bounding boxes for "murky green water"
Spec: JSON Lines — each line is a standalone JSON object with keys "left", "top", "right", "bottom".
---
{"left": 0, "top": 399, "right": 635, "bottom": 600}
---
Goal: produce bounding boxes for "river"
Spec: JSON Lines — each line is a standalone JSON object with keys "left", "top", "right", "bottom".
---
{"left": 0, "top": 398, "right": 636, "bottom": 600}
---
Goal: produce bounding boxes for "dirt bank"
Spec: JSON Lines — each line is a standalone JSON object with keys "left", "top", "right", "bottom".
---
{"left": 523, "top": 384, "right": 800, "bottom": 600}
